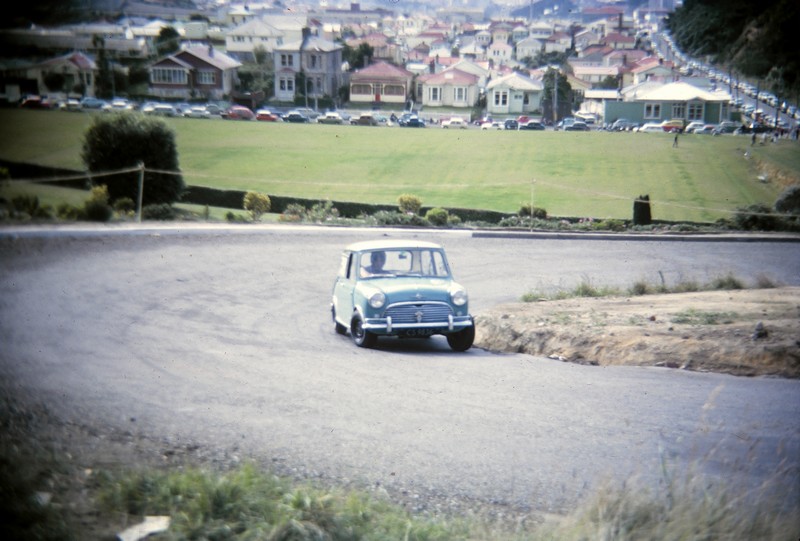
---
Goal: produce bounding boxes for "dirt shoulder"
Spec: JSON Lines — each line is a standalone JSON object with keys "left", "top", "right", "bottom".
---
{"left": 475, "top": 287, "right": 800, "bottom": 378}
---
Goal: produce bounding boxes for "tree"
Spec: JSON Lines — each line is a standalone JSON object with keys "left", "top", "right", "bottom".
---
{"left": 243, "top": 192, "right": 271, "bottom": 221}
{"left": 81, "top": 114, "right": 184, "bottom": 206}
{"left": 155, "top": 26, "right": 181, "bottom": 56}
{"left": 342, "top": 42, "right": 374, "bottom": 70}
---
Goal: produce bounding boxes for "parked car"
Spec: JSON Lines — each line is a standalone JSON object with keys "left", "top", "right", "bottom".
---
{"left": 399, "top": 115, "right": 426, "bottom": 128}
{"left": 256, "top": 109, "right": 281, "bottom": 121}
{"left": 637, "top": 122, "right": 665, "bottom": 133}
{"left": 609, "top": 118, "right": 637, "bottom": 131}
{"left": 352, "top": 113, "right": 379, "bottom": 126}
{"left": 204, "top": 103, "right": 223, "bottom": 116}
{"left": 693, "top": 124, "right": 717, "bottom": 135}
{"left": 519, "top": 120, "right": 545, "bottom": 130}
{"left": 221, "top": 105, "right": 255, "bottom": 120}
{"left": 564, "top": 121, "right": 590, "bottom": 131}
{"left": 504, "top": 119, "right": 519, "bottom": 130}
{"left": 283, "top": 110, "right": 310, "bottom": 123}
{"left": 152, "top": 104, "right": 178, "bottom": 117}
{"left": 330, "top": 240, "right": 475, "bottom": 351}
{"left": 79, "top": 97, "right": 106, "bottom": 110}
{"left": 661, "top": 119, "right": 686, "bottom": 133}
{"left": 481, "top": 121, "right": 504, "bottom": 130}
{"left": 60, "top": 98, "right": 82, "bottom": 111}
{"left": 684, "top": 121, "right": 705, "bottom": 133}
{"left": 442, "top": 117, "right": 467, "bottom": 129}
{"left": 713, "top": 122, "right": 740, "bottom": 135}
{"left": 103, "top": 98, "right": 134, "bottom": 112}
{"left": 293, "top": 107, "right": 320, "bottom": 120}
{"left": 317, "top": 111, "right": 344, "bottom": 124}
{"left": 184, "top": 106, "right": 211, "bottom": 119}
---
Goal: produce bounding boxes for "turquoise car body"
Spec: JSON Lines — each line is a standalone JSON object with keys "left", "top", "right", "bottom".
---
{"left": 331, "top": 240, "right": 475, "bottom": 350}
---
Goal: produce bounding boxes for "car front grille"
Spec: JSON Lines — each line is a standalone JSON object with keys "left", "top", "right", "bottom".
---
{"left": 384, "top": 302, "right": 453, "bottom": 324}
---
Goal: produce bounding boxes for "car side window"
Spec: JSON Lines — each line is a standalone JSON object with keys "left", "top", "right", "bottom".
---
{"left": 421, "top": 250, "right": 448, "bottom": 276}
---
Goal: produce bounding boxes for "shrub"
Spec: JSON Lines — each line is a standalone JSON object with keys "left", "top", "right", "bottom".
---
{"left": 732, "top": 204, "right": 778, "bottom": 231}
{"left": 370, "top": 210, "right": 429, "bottom": 227}
{"left": 56, "top": 202, "right": 84, "bottom": 220}
{"left": 425, "top": 207, "right": 449, "bottom": 226}
{"left": 447, "top": 214, "right": 462, "bottom": 226}
{"left": 81, "top": 113, "right": 184, "bottom": 206}
{"left": 307, "top": 200, "right": 339, "bottom": 222}
{"left": 10, "top": 195, "right": 54, "bottom": 219}
{"left": 518, "top": 203, "right": 547, "bottom": 219}
{"left": 142, "top": 203, "right": 176, "bottom": 220}
{"left": 83, "top": 185, "right": 113, "bottom": 222}
{"left": 775, "top": 184, "right": 800, "bottom": 215}
{"left": 243, "top": 191, "right": 271, "bottom": 222}
{"left": 397, "top": 194, "right": 422, "bottom": 215}
{"left": 113, "top": 197, "right": 136, "bottom": 214}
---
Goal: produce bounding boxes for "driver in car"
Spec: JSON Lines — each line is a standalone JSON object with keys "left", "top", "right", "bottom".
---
{"left": 362, "top": 251, "right": 388, "bottom": 276}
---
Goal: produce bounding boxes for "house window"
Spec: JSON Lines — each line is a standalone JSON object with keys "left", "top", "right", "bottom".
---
{"left": 310, "top": 55, "right": 318, "bottom": 69}
{"left": 429, "top": 87, "right": 442, "bottom": 102}
{"left": 151, "top": 68, "right": 187, "bottom": 84}
{"left": 279, "top": 77, "right": 294, "bottom": 92}
{"left": 493, "top": 90, "right": 508, "bottom": 106}
{"left": 672, "top": 103, "right": 685, "bottom": 119}
{"left": 280, "top": 54, "right": 293, "bottom": 67}
{"left": 352, "top": 84, "right": 372, "bottom": 95}
{"left": 196, "top": 70, "right": 216, "bottom": 85}
{"left": 687, "top": 102, "right": 703, "bottom": 120}
{"left": 644, "top": 103, "right": 661, "bottom": 119}
{"left": 384, "top": 84, "right": 404, "bottom": 96}
{"left": 454, "top": 86, "right": 466, "bottom": 102}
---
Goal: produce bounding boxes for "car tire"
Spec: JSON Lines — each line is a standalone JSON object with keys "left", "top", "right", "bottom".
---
{"left": 332, "top": 307, "right": 347, "bottom": 335}
{"left": 447, "top": 319, "right": 475, "bottom": 352}
{"left": 351, "top": 314, "right": 376, "bottom": 348}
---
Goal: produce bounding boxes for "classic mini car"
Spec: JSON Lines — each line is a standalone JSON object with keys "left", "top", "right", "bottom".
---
{"left": 331, "top": 240, "right": 475, "bottom": 351}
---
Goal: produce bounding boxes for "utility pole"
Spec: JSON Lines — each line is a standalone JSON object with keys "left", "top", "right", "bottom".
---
{"left": 553, "top": 68, "right": 559, "bottom": 125}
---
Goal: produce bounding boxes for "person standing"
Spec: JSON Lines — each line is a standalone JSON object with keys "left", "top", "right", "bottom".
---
{"left": 673, "top": 132, "right": 679, "bottom": 147}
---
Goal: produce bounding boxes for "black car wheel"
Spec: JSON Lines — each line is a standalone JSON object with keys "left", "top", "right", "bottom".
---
{"left": 446, "top": 319, "right": 475, "bottom": 352}
{"left": 351, "top": 314, "right": 376, "bottom": 348}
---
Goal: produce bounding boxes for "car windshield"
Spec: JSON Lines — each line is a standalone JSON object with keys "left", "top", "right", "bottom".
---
{"left": 358, "top": 248, "right": 450, "bottom": 279}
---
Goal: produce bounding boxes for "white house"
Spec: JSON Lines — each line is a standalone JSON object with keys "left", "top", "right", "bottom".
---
{"left": 485, "top": 71, "right": 544, "bottom": 116}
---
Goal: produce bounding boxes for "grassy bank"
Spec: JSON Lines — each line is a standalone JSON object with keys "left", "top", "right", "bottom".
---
{"left": 1, "top": 109, "right": 797, "bottom": 222}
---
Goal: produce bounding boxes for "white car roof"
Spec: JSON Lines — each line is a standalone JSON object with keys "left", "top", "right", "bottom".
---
{"left": 345, "top": 240, "right": 443, "bottom": 252}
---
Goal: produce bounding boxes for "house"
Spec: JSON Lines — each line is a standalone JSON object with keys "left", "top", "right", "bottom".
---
{"left": 0, "top": 51, "right": 97, "bottom": 101}
{"left": 348, "top": 61, "right": 413, "bottom": 106}
{"left": 416, "top": 68, "right": 480, "bottom": 109}
{"left": 225, "top": 18, "right": 285, "bottom": 62}
{"left": 485, "top": 71, "right": 544, "bottom": 116}
{"left": 272, "top": 29, "right": 344, "bottom": 104}
{"left": 630, "top": 57, "right": 677, "bottom": 84}
{"left": 515, "top": 36, "right": 544, "bottom": 62}
{"left": 544, "top": 31, "right": 572, "bottom": 54}
{"left": 604, "top": 81, "right": 732, "bottom": 125}
{"left": 487, "top": 41, "right": 513, "bottom": 66}
{"left": 346, "top": 33, "right": 403, "bottom": 65}
{"left": 148, "top": 45, "right": 241, "bottom": 101}
{"left": 600, "top": 32, "right": 636, "bottom": 50}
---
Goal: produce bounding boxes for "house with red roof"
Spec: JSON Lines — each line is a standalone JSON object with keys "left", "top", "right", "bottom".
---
{"left": 348, "top": 61, "right": 414, "bottom": 106}
{"left": 416, "top": 67, "right": 480, "bottom": 108}
{"left": 148, "top": 45, "right": 241, "bottom": 101}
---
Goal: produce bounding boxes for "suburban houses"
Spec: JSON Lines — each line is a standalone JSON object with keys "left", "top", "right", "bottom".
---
{"left": 0, "top": 0, "right": 793, "bottom": 130}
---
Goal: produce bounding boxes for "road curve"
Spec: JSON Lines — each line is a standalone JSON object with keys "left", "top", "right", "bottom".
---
{"left": 1, "top": 224, "right": 798, "bottom": 514}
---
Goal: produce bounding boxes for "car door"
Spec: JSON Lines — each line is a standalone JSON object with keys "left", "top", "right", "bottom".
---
{"left": 333, "top": 251, "right": 356, "bottom": 325}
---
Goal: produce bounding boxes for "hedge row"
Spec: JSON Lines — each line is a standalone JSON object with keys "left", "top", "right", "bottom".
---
{"left": 182, "top": 184, "right": 513, "bottom": 224}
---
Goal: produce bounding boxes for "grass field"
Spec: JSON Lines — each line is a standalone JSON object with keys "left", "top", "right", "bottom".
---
{"left": 1, "top": 109, "right": 798, "bottom": 222}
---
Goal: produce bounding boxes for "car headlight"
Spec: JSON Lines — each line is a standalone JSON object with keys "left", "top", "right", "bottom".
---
{"left": 369, "top": 292, "right": 386, "bottom": 309}
{"left": 451, "top": 288, "right": 468, "bottom": 306}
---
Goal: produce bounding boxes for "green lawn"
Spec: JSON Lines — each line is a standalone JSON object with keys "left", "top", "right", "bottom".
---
{"left": 1, "top": 109, "right": 796, "bottom": 222}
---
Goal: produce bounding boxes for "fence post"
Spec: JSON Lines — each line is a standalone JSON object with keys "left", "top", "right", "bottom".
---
{"left": 136, "top": 162, "right": 144, "bottom": 223}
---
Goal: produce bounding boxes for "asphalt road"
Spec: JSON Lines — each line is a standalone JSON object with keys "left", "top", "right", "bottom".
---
{"left": 1, "top": 224, "right": 799, "bottom": 514}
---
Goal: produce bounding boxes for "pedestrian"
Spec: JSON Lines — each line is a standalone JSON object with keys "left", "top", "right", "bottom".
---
{"left": 673, "top": 132, "right": 678, "bottom": 147}
{"left": 751, "top": 132, "right": 756, "bottom": 146}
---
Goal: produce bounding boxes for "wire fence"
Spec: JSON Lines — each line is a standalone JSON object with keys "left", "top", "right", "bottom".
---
{"left": 2, "top": 164, "right": 781, "bottom": 219}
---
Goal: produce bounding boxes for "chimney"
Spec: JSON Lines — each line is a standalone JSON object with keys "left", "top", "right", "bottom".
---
{"left": 208, "top": 44, "right": 213, "bottom": 57}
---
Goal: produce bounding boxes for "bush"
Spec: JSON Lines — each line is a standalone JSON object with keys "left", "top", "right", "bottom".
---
{"left": 774, "top": 184, "right": 800, "bottom": 214}
{"left": 243, "top": 191, "right": 271, "bottom": 222}
{"left": 9, "top": 195, "right": 54, "bottom": 220}
{"left": 425, "top": 207, "right": 449, "bottom": 226}
{"left": 518, "top": 203, "right": 547, "bottom": 219}
{"left": 83, "top": 185, "right": 113, "bottom": 222}
{"left": 113, "top": 197, "right": 136, "bottom": 214}
{"left": 397, "top": 194, "right": 422, "bottom": 215}
{"left": 142, "top": 203, "right": 176, "bottom": 220}
{"left": 307, "top": 200, "right": 340, "bottom": 222}
{"left": 733, "top": 204, "right": 778, "bottom": 231}
{"left": 369, "top": 210, "right": 429, "bottom": 227}
{"left": 81, "top": 113, "right": 184, "bottom": 206}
